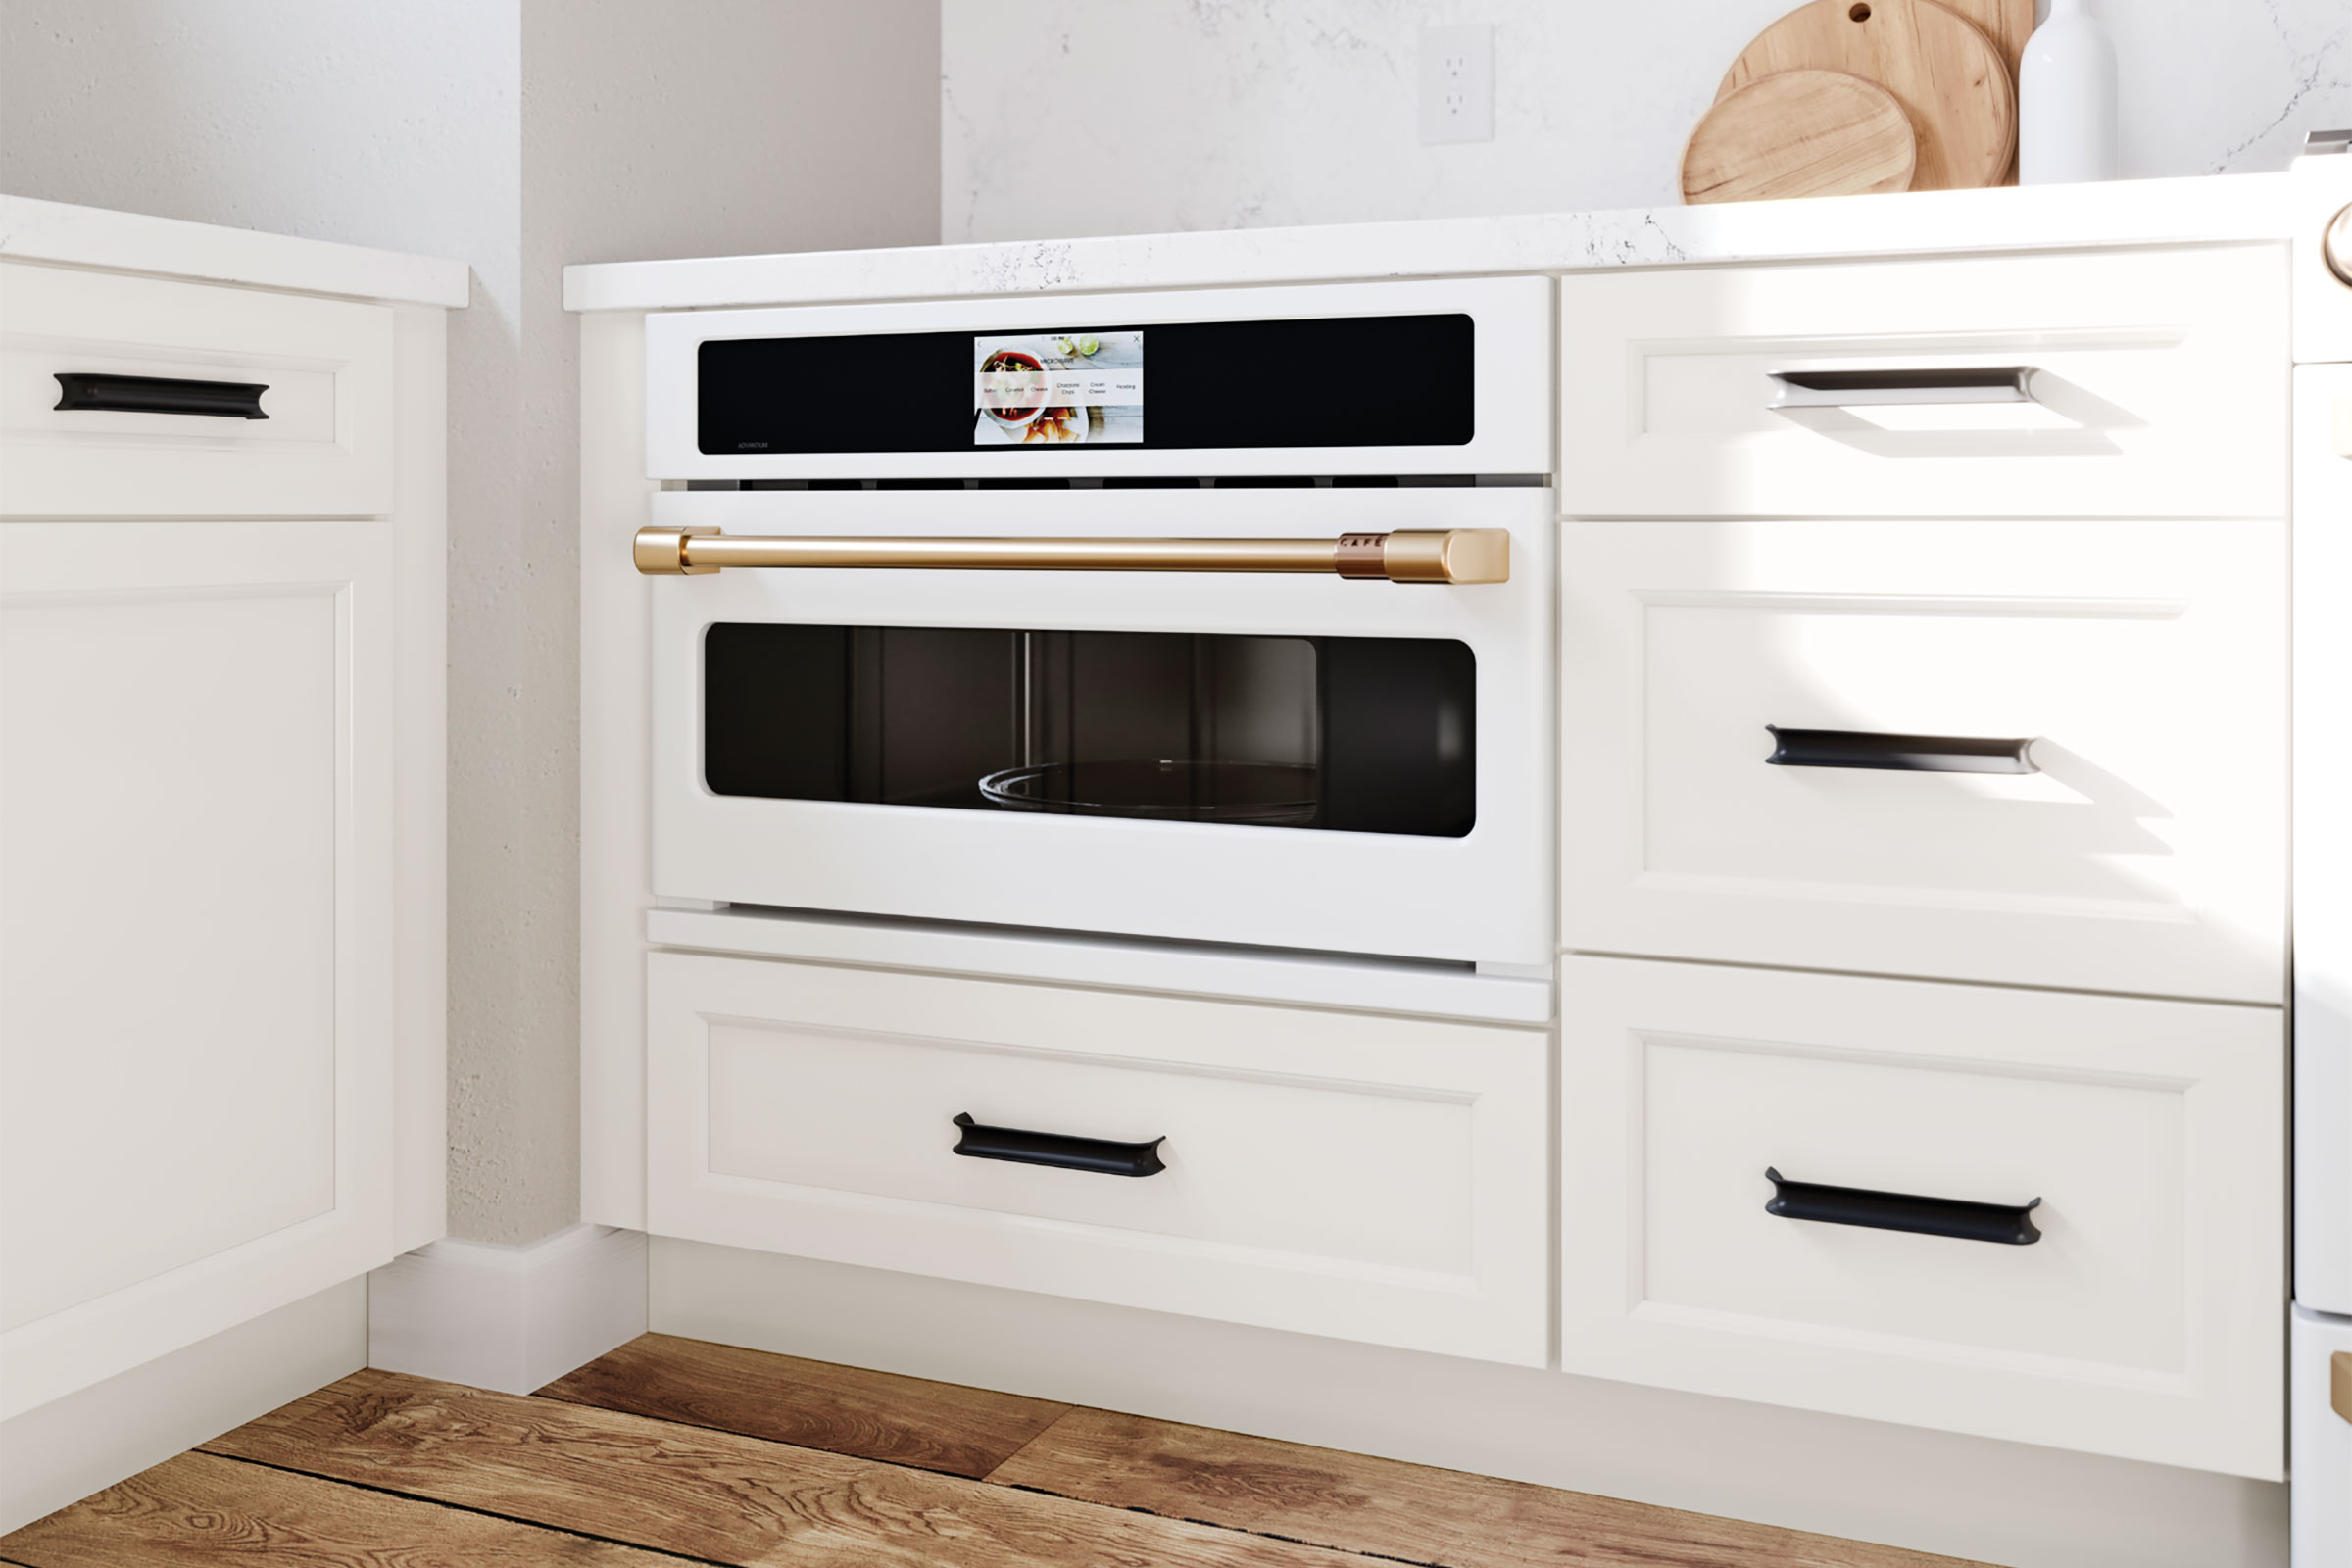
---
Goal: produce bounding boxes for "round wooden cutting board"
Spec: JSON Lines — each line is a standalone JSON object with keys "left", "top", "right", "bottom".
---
{"left": 1681, "top": 70, "right": 1917, "bottom": 204}
{"left": 1715, "top": 0, "right": 2016, "bottom": 191}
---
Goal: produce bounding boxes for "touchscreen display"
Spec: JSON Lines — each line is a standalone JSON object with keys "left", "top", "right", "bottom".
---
{"left": 973, "top": 330, "right": 1143, "bottom": 446}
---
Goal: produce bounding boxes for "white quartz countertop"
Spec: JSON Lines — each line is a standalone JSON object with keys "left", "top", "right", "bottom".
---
{"left": 565, "top": 171, "right": 2310, "bottom": 314}
{"left": 1, "top": 195, "right": 469, "bottom": 307}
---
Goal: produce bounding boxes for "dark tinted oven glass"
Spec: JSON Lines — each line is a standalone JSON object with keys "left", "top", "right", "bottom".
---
{"left": 704, "top": 625, "right": 1474, "bottom": 838}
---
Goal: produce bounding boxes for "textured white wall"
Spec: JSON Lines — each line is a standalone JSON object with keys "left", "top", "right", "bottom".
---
{"left": 941, "top": 0, "right": 2352, "bottom": 242}
{"left": 0, "top": 0, "right": 939, "bottom": 1246}
{"left": 495, "top": 0, "right": 938, "bottom": 1245}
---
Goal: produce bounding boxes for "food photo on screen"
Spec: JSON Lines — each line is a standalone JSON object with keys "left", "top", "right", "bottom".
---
{"left": 973, "top": 330, "right": 1143, "bottom": 445}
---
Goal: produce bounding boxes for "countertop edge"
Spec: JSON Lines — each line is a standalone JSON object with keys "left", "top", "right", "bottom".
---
{"left": 564, "top": 171, "right": 2307, "bottom": 314}
{"left": 1, "top": 194, "right": 470, "bottom": 308}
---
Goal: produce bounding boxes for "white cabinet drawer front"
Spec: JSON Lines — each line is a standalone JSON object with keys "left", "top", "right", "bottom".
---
{"left": 1560, "top": 518, "right": 2285, "bottom": 1002}
{"left": 706, "top": 1035, "right": 1472, "bottom": 1276}
{"left": 0, "top": 521, "right": 397, "bottom": 1418}
{"left": 647, "top": 953, "right": 1547, "bottom": 1365}
{"left": 1559, "top": 956, "right": 2283, "bottom": 1478}
{"left": 1561, "top": 958, "right": 2277, "bottom": 1486}
{"left": 1560, "top": 246, "right": 2288, "bottom": 519}
{"left": 0, "top": 263, "right": 395, "bottom": 516}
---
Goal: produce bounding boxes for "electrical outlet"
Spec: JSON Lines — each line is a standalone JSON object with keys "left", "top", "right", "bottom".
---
{"left": 1418, "top": 24, "right": 1494, "bottom": 145}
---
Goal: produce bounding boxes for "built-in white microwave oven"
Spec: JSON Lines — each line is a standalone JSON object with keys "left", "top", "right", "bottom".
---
{"left": 632, "top": 276, "right": 1557, "bottom": 969}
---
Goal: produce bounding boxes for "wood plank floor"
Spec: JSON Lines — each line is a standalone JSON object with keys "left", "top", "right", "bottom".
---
{"left": 2, "top": 1332, "right": 1994, "bottom": 1568}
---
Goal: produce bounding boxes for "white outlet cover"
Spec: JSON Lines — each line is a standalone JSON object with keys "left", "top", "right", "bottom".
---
{"left": 1419, "top": 24, "right": 1495, "bottom": 145}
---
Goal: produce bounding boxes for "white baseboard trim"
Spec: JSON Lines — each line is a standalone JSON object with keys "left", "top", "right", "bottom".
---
{"left": 368, "top": 1223, "right": 647, "bottom": 1395}
{"left": 0, "top": 1276, "right": 366, "bottom": 1535}
{"left": 652, "top": 1237, "right": 2288, "bottom": 1568}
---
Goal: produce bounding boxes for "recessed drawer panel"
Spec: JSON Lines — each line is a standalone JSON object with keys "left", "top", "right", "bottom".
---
{"left": 646, "top": 952, "right": 1548, "bottom": 1365}
{"left": 1560, "top": 246, "right": 2288, "bottom": 519}
{"left": 0, "top": 262, "right": 395, "bottom": 516}
{"left": 1560, "top": 518, "right": 2285, "bottom": 1002}
{"left": 1559, "top": 956, "right": 2283, "bottom": 1477}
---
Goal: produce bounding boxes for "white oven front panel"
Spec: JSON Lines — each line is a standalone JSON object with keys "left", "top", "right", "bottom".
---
{"left": 646, "top": 486, "right": 1554, "bottom": 967}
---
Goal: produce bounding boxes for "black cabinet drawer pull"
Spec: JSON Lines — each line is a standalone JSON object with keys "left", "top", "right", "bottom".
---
{"left": 54, "top": 372, "right": 270, "bottom": 420}
{"left": 1765, "top": 1166, "right": 2042, "bottom": 1246}
{"left": 951, "top": 1112, "right": 1166, "bottom": 1178}
{"left": 1765, "top": 725, "right": 2037, "bottom": 775}
{"left": 1767, "top": 367, "right": 2038, "bottom": 409}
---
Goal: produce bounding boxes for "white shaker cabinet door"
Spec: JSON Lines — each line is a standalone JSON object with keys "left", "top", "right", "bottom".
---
{"left": 0, "top": 519, "right": 396, "bottom": 1418}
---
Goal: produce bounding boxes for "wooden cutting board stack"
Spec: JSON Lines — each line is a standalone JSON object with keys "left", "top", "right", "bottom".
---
{"left": 1681, "top": 0, "right": 2031, "bottom": 205}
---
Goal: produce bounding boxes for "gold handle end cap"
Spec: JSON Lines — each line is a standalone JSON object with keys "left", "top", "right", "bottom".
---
{"left": 1384, "top": 528, "right": 1511, "bottom": 585}
{"left": 1442, "top": 527, "right": 1511, "bottom": 585}
{"left": 633, "top": 525, "right": 720, "bottom": 576}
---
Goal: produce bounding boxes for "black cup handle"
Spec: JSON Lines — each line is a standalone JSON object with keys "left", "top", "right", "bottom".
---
{"left": 1766, "top": 367, "right": 2038, "bottom": 409}
{"left": 952, "top": 1112, "right": 1166, "bottom": 1178}
{"left": 1765, "top": 725, "right": 2037, "bottom": 775}
{"left": 54, "top": 372, "right": 270, "bottom": 420}
{"left": 1766, "top": 1167, "right": 2042, "bottom": 1246}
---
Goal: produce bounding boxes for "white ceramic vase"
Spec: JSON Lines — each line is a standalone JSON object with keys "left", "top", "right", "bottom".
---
{"left": 2019, "top": 0, "right": 2120, "bottom": 184}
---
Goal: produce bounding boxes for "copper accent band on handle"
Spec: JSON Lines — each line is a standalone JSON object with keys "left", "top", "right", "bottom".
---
{"left": 631, "top": 526, "right": 1509, "bottom": 584}
{"left": 2333, "top": 1351, "right": 2352, "bottom": 1426}
{"left": 1334, "top": 532, "right": 1389, "bottom": 580}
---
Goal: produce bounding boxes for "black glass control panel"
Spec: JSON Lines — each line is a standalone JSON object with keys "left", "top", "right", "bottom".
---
{"left": 697, "top": 313, "right": 1474, "bottom": 456}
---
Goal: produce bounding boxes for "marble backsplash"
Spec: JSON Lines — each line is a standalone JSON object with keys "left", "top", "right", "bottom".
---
{"left": 942, "top": 0, "right": 2351, "bottom": 243}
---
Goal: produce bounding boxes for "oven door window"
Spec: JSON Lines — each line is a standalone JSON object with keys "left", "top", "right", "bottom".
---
{"left": 703, "top": 625, "right": 1475, "bottom": 838}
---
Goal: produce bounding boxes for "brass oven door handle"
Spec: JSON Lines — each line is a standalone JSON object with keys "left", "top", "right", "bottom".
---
{"left": 631, "top": 525, "right": 1510, "bottom": 584}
